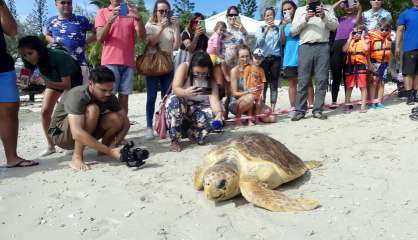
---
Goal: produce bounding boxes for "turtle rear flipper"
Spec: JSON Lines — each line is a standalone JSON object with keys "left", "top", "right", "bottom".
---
{"left": 239, "top": 177, "right": 320, "bottom": 212}
{"left": 304, "top": 160, "right": 322, "bottom": 170}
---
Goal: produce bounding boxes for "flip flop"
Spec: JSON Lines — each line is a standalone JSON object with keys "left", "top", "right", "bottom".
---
{"left": 7, "top": 160, "right": 39, "bottom": 168}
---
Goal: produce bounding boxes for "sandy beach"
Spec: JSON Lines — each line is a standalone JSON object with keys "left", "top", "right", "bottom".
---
{"left": 1, "top": 83, "right": 418, "bottom": 240}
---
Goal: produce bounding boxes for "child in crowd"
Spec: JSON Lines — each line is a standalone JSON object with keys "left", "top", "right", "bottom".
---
{"left": 343, "top": 24, "right": 369, "bottom": 113}
{"left": 243, "top": 48, "right": 266, "bottom": 126}
{"left": 368, "top": 18, "right": 392, "bottom": 109}
{"left": 207, "top": 21, "right": 229, "bottom": 81}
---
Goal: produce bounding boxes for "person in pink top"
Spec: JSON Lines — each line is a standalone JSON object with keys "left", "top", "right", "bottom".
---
{"left": 95, "top": 0, "right": 145, "bottom": 115}
{"left": 207, "top": 21, "right": 228, "bottom": 87}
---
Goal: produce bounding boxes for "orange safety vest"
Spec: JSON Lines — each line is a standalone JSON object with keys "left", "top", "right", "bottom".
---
{"left": 368, "top": 31, "right": 391, "bottom": 63}
{"left": 346, "top": 39, "right": 368, "bottom": 65}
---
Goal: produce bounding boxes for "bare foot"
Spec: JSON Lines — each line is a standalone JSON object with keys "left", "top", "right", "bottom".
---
{"left": 69, "top": 156, "right": 90, "bottom": 171}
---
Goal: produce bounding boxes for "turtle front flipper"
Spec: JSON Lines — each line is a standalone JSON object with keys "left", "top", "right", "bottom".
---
{"left": 239, "top": 177, "right": 320, "bottom": 212}
{"left": 194, "top": 165, "right": 205, "bottom": 190}
{"left": 304, "top": 161, "right": 322, "bottom": 170}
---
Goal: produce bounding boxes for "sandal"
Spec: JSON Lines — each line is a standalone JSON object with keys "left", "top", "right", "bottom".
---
{"left": 170, "top": 140, "right": 182, "bottom": 152}
{"left": 6, "top": 160, "right": 39, "bottom": 168}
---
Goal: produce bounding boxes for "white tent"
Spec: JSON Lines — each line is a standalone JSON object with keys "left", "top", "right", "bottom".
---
{"left": 204, "top": 11, "right": 266, "bottom": 35}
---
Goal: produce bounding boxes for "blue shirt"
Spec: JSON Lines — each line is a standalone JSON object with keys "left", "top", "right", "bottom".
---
{"left": 46, "top": 15, "right": 93, "bottom": 66}
{"left": 362, "top": 8, "right": 392, "bottom": 32}
{"left": 255, "top": 24, "right": 281, "bottom": 57}
{"left": 283, "top": 24, "right": 299, "bottom": 67}
{"left": 397, "top": 7, "right": 418, "bottom": 52}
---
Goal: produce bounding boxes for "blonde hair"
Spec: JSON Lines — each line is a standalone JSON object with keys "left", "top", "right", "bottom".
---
{"left": 213, "top": 21, "right": 227, "bottom": 32}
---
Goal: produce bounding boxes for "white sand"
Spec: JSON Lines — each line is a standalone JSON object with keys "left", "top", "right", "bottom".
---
{"left": 1, "top": 84, "right": 418, "bottom": 240}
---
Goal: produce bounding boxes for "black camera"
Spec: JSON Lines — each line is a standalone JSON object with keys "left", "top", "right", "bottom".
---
{"left": 120, "top": 141, "right": 149, "bottom": 168}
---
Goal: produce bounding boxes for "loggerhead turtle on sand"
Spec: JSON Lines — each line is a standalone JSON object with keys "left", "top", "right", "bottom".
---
{"left": 194, "top": 133, "right": 322, "bottom": 212}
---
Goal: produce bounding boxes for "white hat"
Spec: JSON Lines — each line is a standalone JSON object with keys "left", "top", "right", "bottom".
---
{"left": 253, "top": 48, "right": 264, "bottom": 57}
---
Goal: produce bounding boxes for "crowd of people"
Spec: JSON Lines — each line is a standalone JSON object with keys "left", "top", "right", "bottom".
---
{"left": 1, "top": 0, "right": 418, "bottom": 170}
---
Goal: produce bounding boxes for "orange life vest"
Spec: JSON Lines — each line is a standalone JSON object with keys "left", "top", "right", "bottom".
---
{"left": 368, "top": 31, "right": 392, "bottom": 63}
{"left": 346, "top": 39, "right": 367, "bottom": 65}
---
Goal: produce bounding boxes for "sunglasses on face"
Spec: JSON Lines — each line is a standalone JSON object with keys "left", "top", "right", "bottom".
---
{"left": 227, "top": 14, "right": 239, "bottom": 17}
{"left": 192, "top": 73, "right": 209, "bottom": 79}
{"left": 157, "top": 9, "right": 169, "bottom": 15}
{"left": 352, "top": 31, "right": 362, "bottom": 35}
{"left": 370, "top": 0, "right": 382, "bottom": 2}
{"left": 59, "top": 1, "right": 72, "bottom": 5}
{"left": 380, "top": 28, "right": 390, "bottom": 32}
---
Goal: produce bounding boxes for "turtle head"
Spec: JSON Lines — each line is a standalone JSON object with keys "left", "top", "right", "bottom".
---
{"left": 203, "top": 164, "right": 240, "bottom": 201}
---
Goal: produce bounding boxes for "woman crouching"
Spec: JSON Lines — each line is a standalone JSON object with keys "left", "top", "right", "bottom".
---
{"left": 165, "top": 51, "right": 223, "bottom": 152}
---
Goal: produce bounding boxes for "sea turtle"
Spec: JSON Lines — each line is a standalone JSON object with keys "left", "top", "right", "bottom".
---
{"left": 194, "top": 133, "right": 322, "bottom": 212}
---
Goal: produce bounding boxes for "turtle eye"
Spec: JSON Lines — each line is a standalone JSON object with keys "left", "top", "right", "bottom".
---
{"left": 217, "top": 179, "right": 227, "bottom": 189}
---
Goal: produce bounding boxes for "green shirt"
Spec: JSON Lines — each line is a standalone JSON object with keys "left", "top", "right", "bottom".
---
{"left": 40, "top": 48, "right": 80, "bottom": 83}
{"left": 50, "top": 85, "right": 121, "bottom": 128}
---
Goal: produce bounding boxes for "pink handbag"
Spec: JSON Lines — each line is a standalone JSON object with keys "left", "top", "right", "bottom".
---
{"left": 153, "top": 86, "right": 172, "bottom": 139}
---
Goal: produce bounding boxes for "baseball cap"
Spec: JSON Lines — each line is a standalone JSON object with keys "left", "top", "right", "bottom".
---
{"left": 253, "top": 48, "right": 264, "bottom": 58}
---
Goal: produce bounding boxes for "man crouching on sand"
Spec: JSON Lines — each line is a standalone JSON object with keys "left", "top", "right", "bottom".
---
{"left": 48, "top": 66, "right": 129, "bottom": 171}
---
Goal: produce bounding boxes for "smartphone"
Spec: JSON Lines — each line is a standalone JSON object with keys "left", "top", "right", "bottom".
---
{"left": 283, "top": 11, "right": 291, "bottom": 20}
{"left": 198, "top": 20, "right": 206, "bottom": 30}
{"left": 346, "top": 0, "right": 355, "bottom": 8}
{"left": 199, "top": 87, "right": 212, "bottom": 95}
{"left": 235, "top": 16, "right": 241, "bottom": 24}
{"left": 19, "top": 68, "right": 31, "bottom": 88}
{"left": 120, "top": 0, "right": 128, "bottom": 16}
{"left": 308, "top": 1, "right": 320, "bottom": 12}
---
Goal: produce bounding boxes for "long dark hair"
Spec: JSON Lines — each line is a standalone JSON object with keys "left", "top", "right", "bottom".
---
{"left": 150, "top": 0, "right": 172, "bottom": 23}
{"left": 18, "top": 35, "right": 50, "bottom": 72}
{"left": 281, "top": 0, "right": 298, "bottom": 19}
{"left": 188, "top": 51, "right": 213, "bottom": 84}
{"left": 187, "top": 12, "right": 205, "bottom": 34}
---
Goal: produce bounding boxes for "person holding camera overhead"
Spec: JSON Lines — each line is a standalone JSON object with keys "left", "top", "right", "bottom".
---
{"left": 95, "top": 0, "right": 145, "bottom": 115}
{"left": 144, "top": 0, "right": 181, "bottom": 140}
{"left": 291, "top": 0, "right": 338, "bottom": 121}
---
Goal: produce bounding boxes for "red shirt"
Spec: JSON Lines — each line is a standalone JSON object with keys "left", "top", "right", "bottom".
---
{"left": 95, "top": 6, "right": 139, "bottom": 67}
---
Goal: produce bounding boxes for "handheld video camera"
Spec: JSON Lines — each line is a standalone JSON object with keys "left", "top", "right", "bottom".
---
{"left": 120, "top": 141, "right": 149, "bottom": 168}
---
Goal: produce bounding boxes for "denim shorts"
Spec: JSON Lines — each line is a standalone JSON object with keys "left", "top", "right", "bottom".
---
{"left": 105, "top": 65, "right": 134, "bottom": 95}
{"left": 0, "top": 70, "right": 19, "bottom": 103}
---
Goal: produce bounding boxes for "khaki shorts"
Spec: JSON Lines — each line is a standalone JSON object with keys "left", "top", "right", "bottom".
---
{"left": 49, "top": 117, "right": 105, "bottom": 150}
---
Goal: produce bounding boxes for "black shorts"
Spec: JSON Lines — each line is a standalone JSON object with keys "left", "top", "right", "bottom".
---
{"left": 284, "top": 67, "right": 298, "bottom": 78}
{"left": 402, "top": 50, "right": 418, "bottom": 76}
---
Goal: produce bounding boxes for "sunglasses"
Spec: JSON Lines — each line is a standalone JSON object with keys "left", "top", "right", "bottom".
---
{"left": 192, "top": 73, "right": 209, "bottom": 79}
{"left": 370, "top": 0, "right": 382, "bottom": 2}
{"left": 157, "top": 9, "right": 169, "bottom": 15}
{"left": 380, "top": 28, "right": 390, "bottom": 32}
{"left": 59, "top": 1, "right": 72, "bottom": 5}
{"left": 352, "top": 31, "right": 362, "bottom": 35}
{"left": 227, "top": 14, "right": 239, "bottom": 17}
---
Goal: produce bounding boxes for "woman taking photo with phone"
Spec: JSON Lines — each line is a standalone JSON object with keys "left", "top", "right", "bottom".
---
{"left": 144, "top": 0, "right": 181, "bottom": 140}
{"left": 165, "top": 51, "right": 223, "bottom": 152}
{"left": 18, "top": 35, "right": 82, "bottom": 157}
{"left": 255, "top": 7, "right": 281, "bottom": 111}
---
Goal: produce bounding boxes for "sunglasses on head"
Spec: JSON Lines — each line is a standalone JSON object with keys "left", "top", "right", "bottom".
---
{"left": 59, "top": 1, "right": 72, "bottom": 5}
{"left": 227, "top": 14, "right": 239, "bottom": 17}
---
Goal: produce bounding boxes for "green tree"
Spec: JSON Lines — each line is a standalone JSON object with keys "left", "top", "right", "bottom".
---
{"left": 6, "top": 0, "right": 17, "bottom": 18}
{"left": 24, "top": 0, "right": 48, "bottom": 35}
{"left": 173, "top": 0, "right": 195, "bottom": 31}
{"left": 237, "top": 0, "right": 257, "bottom": 18}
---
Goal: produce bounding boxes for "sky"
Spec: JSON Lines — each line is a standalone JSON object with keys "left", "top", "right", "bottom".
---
{"left": 12, "top": 0, "right": 299, "bottom": 21}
